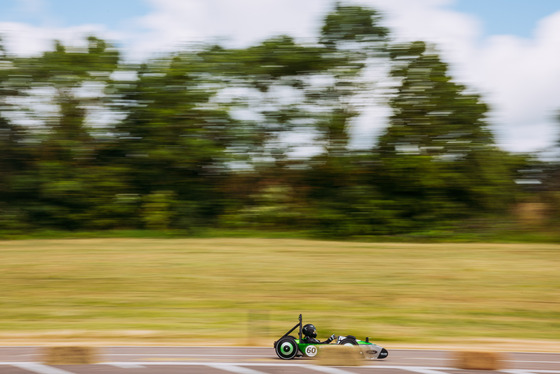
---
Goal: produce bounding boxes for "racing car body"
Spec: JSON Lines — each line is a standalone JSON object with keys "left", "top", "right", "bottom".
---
{"left": 273, "top": 314, "right": 388, "bottom": 360}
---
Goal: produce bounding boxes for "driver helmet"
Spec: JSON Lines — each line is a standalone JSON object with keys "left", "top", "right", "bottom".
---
{"left": 302, "top": 324, "right": 317, "bottom": 338}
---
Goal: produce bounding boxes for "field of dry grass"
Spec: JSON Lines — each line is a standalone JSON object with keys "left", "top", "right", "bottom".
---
{"left": 0, "top": 238, "right": 558, "bottom": 347}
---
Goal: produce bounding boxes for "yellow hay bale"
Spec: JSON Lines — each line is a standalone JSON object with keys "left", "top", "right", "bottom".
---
{"left": 42, "top": 346, "right": 99, "bottom": 365}
{"left": 452, "top": 351, "right": 507, "bottom": 370}
{"left": 316, "top": 345, "right": 363, "bottom": 366}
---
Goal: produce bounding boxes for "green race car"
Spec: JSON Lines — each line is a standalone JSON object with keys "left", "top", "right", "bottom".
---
{"left": 273, "top": 314, "right": 388, "bottom": 360}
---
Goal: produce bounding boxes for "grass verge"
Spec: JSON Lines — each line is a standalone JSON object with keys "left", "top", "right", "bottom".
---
{"left": 0, "top": 238, "right": 558, "bottom": 348}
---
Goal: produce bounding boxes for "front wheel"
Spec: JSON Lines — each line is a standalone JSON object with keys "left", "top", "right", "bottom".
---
{"left": 275, "top": 337, "right": 298, "bottom": 360}
{"left": 339, "top": 337, "right": 358, "bottom": 346}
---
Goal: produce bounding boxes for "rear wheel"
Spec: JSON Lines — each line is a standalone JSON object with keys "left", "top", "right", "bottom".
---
{"left": 275, "top": 337, "right": 298, "bottom": 360}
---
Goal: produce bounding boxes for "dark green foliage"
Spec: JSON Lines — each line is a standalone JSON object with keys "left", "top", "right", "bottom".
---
{"left": 374, "top": 42, "right": 520, "bottom": 229}
{"left": 321, "top": 3, "right": 388, "bottom": 47}
{"left": 0, "top": 4, "right": 554, "bottom": 239}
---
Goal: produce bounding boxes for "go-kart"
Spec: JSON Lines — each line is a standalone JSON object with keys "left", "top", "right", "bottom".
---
{"left": 273, "top": 314, "right": 388, "bottom": 360}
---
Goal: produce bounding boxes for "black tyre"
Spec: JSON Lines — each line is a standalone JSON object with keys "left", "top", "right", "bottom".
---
{"left": 339, "top": 337, "right": 358, "bottom": 346}
{"left": 275, "top": 336, "right": 298, "bottom": 360}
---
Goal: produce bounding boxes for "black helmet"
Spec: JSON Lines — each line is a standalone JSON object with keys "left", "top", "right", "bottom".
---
{"left": 302, "top": 324, "right": 317, "bottom": 338}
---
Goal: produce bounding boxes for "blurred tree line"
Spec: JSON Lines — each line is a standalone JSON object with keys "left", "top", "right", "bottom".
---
{"left": 1, "top": 3, "right": 559, "bottom": 238}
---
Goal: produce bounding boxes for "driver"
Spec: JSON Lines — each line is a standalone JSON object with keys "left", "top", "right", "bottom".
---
{"left": 302, "top": 324, "right": 335, "bottom": 344}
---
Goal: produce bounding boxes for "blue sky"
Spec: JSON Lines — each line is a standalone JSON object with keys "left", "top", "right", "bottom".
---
{"left": 0, "top": 0, "right": 150, "bottom": 28}
{"left": 451, "top": 0, "right": 560, "bottom": 38}
{"left": 2, "top": 0, "right": 559, "bottom": 39}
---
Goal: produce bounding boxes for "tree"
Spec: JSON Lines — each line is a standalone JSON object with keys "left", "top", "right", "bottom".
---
{"left": 0, "top": 40, "right": 34, "bottom": 230}
{"left": 199, "top": 35, "right": 343, "bottom": 171}
{"left": 293, "top": 3, "right": 393, "bottom": 236}
{"left": 317, "top": 3, "right": 388, "bottom": 156}
{"left": 107, "top": 51, "right": 240, "bottom": 228}
{"left": 11, "top": 37, "right": 121, "bottom": 229}
{"left": 374, "top": 42, "right": 517, "bottom": 227}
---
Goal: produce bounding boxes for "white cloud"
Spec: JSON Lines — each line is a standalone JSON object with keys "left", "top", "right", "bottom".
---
{"left": 122, "top": 0, "right": 329, "bottom": 61}
{"left": 1, "top": 0, "right": 559, "bottom": 153}
{"left": 0, "top": 22, "right": 120, "bottom": 56}
{"left": 352, "top": 0, "right": 560, "bottom": 153}
{"left": 456, "top": 11, "right": 560, "bottom": 152}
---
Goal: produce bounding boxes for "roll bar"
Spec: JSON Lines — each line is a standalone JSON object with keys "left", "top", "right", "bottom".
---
{"left": 281, "top": 314, "right": 303, "bottom": 341}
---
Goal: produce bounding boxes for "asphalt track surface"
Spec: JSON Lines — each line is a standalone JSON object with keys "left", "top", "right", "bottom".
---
{"left": 0, "top": 347, "right": 559, "bottom": 374}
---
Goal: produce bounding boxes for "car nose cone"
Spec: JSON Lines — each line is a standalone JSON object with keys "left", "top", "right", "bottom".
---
{"left": 378, "top": 348, "right": 389, "bottom": 359}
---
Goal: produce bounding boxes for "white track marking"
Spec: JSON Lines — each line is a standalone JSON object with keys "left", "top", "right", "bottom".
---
{"left": 304, "top": 365, "right": 357, "bottom": 374}
{"left": 108, "top": 363, "right": 146, "bottom": 368}
{"left": 394, "top": 367, "right": 455, "bottom": 374}
{"left": 11, "top": 363, "right": 75, "bottom": 374}
{"left": 368, "top": 365, "right": 457, "bottom": 374}
{"left": 402, "top": 357, "right": 560, "bottom": 366}
{"left": 511, "top": 361, "right": 560, "bottom": 364}
{"left": 106, "top": 353, "right": 271, "bottom": 357}
{"left": 207, "top": 363, "right": 269, "bottom": 374}
{"left": 501, "top": 371, "right": 560, "bottom": 374}
{"left": 104, "top": 362, "right": 458, "bottom": 373}
{"left": 2, "top": 362, "right": 559, "bottom": 374}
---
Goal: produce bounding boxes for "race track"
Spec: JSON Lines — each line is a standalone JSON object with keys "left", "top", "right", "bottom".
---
{"left": 0, "top": 346, "right": 559, "bottom": 374}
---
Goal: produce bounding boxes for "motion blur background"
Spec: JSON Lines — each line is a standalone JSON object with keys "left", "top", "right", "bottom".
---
{"left": 0, "top": 0, "right": 559, "bottom": 347}
{"left": 1, "top": 0, "right": 560, "bottom": 238}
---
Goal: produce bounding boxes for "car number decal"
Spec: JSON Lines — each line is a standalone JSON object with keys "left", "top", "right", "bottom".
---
{"left": 305, "top": 345, "right": 318, "bottom": 357}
